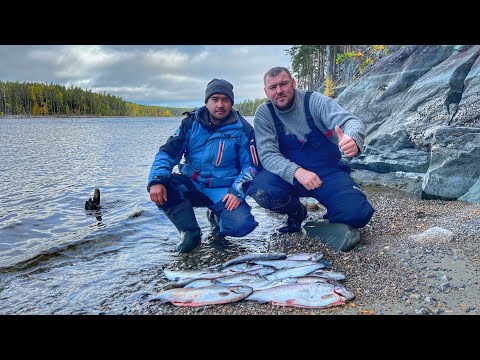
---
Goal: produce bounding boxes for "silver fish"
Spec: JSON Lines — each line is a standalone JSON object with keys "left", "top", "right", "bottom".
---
{"left": 214, "top": 274, "right": 297, "bottom": 291}
{"left": 162, "top": 278, "right": 217, "bottom": 290}
{"left": 293, "top": 276, "right": 332, "bottom": 284}
{"left": 265, "top": 263, "right": 327, "bottom": 281}
{"left": 220, "top": 263, "right": 263, "bottom": 274}
{"left": 309, "top": 270, "right": 346, "bottom": 281}
{"left": 219, "top": 252, "right": 287, "bottom": 270}
{"left": 149, "top": 285, "right": 253, "bottom": 307}
{"left": 163, "top": 269, "right": 228, "bottom": 282}
{"left": 242, "top": 266, "right": 275, "bottom": 276}
{"left": 184, "top": 279, "right": 216, "bottom": 288}
{"left": 245, "top": 282, "right": 354, "bottom": 308}
{"left": 286, "top": 252, "right": 324, "bottom": 261}
{"left": 252, "top": 259, "right": 318, "bottom": 269}
{"left": 214, "top": 273, "right": 264, "bottom": 285}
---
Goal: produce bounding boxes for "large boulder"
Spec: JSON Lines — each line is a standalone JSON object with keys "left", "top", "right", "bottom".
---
{"left": 422, "top": 127, "right": 480, "bottom": 200}
{"left": 458, "top": 178, "right": 480, "bottom": 203}
{"left": 337, "top": 45, "right": 480, "bottom": 201}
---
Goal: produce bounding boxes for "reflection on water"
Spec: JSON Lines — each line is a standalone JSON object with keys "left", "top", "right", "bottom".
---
{"left": 0, "top": 116, "right": 276, "bottom": 314}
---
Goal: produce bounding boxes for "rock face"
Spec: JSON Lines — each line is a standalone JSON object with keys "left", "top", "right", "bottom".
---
{"left": 458, "top": 177, "right": 480, "bottom": 203}
{"left": 336, "top": 45, "right": 480, "bottom": 201}
{"left": 422, "top": 127, "right": 480, "bottom": 200}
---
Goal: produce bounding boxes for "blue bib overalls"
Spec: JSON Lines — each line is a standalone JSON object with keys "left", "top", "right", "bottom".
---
{"left": 248, "top": 92, "right": 374, "bottom": 228}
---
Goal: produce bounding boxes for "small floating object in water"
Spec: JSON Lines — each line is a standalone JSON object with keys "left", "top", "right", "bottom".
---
{"left": 85, "top": 188, "right": 101, "bottom": 210}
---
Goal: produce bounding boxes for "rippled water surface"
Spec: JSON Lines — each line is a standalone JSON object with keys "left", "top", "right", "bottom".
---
{"left": 0, "top": 116, "right": 276, "bottom": 314}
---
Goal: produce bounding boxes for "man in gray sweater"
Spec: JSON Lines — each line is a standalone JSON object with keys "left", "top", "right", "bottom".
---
{"left": 248, "top": 66, "right": 374, "bottom": 237}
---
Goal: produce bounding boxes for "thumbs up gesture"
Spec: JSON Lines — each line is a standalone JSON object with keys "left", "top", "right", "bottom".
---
{"left": 335, "top": 126, "right": 359, "bottom": 158}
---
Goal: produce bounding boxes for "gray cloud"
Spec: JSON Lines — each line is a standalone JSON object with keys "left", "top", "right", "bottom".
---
{"left": 0, "top": 45, "right": 291, "bottom": 108}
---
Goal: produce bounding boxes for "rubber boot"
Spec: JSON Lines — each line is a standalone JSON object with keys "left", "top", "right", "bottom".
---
{"left": 206, "top": 209, "right": 225, "bottom": 242}
{"left": 164, "top": 200, "right": 202, "bottom": 253}
{"left": 278, "top": 202, "right": 307, "bottom": 233}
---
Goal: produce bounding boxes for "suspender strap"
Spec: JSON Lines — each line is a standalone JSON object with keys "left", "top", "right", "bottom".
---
{"left": 266, "top": 91, "right": 315, "bottom": 136}
{"left": 266, "top": 101, "right": 285, "bottom": 136}
{"left": 304, "top": 91, "right": 315, "bottom": 131}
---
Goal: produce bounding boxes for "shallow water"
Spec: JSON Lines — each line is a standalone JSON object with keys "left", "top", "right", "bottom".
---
{"left": 0, "top": 116, "right": 277, "bottom": 314}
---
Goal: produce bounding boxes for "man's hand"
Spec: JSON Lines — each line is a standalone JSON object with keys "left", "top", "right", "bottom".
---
{"left": 294, "top": 167, "right": 322, "bottom": 191}
{"left": 150, "top": 184, "right": 168, "bottom": 205}
{"left": 222, "top": 193, "right": 240, "bottom": 211}
{"left": 335, "top": 125, "right": 359, "bottom": 157}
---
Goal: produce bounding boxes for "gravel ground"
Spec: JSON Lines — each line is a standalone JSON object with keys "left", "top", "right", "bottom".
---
{"left": 131, "top": 185, "right": 480, "bottom": 315}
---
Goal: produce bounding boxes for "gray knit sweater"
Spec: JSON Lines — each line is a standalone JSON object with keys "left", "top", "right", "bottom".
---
{"left": 254, "top": 88, "right": 365, "bottom": 184}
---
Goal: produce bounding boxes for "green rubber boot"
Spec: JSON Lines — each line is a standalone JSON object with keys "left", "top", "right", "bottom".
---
{"left": 164, "top": 200, "right": 202, "bottom": 253}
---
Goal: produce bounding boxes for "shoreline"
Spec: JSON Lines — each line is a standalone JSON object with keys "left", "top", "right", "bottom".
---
{"left": 0, "top": 114, "right": 167, "bottom": 119}
{"left": 130, "top": 185, "right": 480, "bottom": 315}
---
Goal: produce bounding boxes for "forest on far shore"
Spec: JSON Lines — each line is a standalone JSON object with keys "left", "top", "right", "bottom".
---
{"left": 0, "top": 80, "right": 266, "bottom": 118}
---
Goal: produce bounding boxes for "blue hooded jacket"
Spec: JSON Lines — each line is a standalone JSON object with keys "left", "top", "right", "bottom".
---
{"left": 147, "top": 106, "right": 260, "bottom": 201}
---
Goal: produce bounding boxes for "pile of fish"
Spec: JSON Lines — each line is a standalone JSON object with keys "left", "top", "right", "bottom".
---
{"left": 147, "top": 252, "right": 355, "bottom": 309}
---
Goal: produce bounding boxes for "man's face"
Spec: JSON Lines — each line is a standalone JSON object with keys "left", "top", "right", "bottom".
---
{"left": 206, "top": 94, "right": 232, "bottom": 123}
{"left": 264, "top": 71, "right": 296, "bottom": 110}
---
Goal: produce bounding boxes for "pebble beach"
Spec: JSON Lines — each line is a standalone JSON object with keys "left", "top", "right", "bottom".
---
{"left": 132, "top": 185, "right": 480, "bottom": 315}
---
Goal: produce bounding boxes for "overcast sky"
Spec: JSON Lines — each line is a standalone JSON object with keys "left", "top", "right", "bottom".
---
{"left": 0, "top": 45, "right": 292, "bottom": 108}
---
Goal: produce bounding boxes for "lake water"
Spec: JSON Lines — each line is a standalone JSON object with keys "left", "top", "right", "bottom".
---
{"left": 0, "top": 116, "right": 278, "bottom": 314}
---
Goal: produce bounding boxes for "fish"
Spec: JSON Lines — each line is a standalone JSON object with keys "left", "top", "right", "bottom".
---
{"left": 163, "top": 268, "right": 229, "bottom": 282}
{"left": 265, "top": 263, "right": 328, "bottom": 281}
{"left": 148, "top": 285, "right": 253, "bottom": 307}
{"left": 183, "top": 279, "right": 216, "bottom": 288}
{"left": 286, "top": 252, "right": 324, "bottom": 261}
{"left": 162, "top": 277, "right": 213, "bottom": 290}
{"left": 220, "top": 263, "right": 265, "bottom": 274}
{"left": 214, "top": 273, "right": 270, "bottom": 290}
{"left": 215, "top": 276, "right": 299, "bottom": 291}
{"left": 218, "top": 252, "right": 287, "bottom": 270}
{"left": 242, "top": 266, "right": 275, "bottom": 276}
{"left": 154, "top": 252, "right": 354, "bottom": 309}
{"left": 291, "top": 276, "right": 332, "bottom": 285}
{"left": 309, "top": 270, "right": 346, "bottom": 281}
{"left": 245, "top": 282, "right": 355, "bottom": 309}
{"left": 252, "top": 259, "right": 319, "bottom": 269}
{"left": 162, "top": 264, "right": 275, "bottom": 289}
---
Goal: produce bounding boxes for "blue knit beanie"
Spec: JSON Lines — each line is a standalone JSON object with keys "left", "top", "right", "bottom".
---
{"left": 204, "top": 78, "right": 234, "bottom": 105}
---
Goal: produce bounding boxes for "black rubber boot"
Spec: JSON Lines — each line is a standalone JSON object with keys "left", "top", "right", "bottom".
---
{"left": 164, "top": 200, "right": 202, "bottom": 253}
{"left": 206, "top": 209, "right": 225, "bottom": 242}
{"left": 278, "top": 202, "right": 307, "bottom": 233}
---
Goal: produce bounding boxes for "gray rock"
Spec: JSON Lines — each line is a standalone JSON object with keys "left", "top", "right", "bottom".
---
{"left": 458, "top": 177, "right": 480, "bottom": 203}
{"left": 351, "top": 169, "right": 424, "bottom": 194}
{"left": 408, "top": 226, "right": 455, "bottom": 244}
{"left": 422, "top": 127, "right": 480, "bottom": 200}
{"left": 335, "top": 45, "right": 480, "bottom": 200}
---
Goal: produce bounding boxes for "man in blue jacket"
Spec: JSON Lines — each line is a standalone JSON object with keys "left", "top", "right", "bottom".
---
{"left": 148, "top": 79, "right": 260, "bottom": 253}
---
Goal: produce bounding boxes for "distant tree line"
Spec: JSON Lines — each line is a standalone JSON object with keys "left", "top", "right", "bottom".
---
{"left": 0, "top": 80, "right": 186, "bottom": 117}
{"left": 0, "top": 80, "right": 266, "bottom": 118}
{"left": 234, "top": 98, "right": 267, "bottom": 116}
